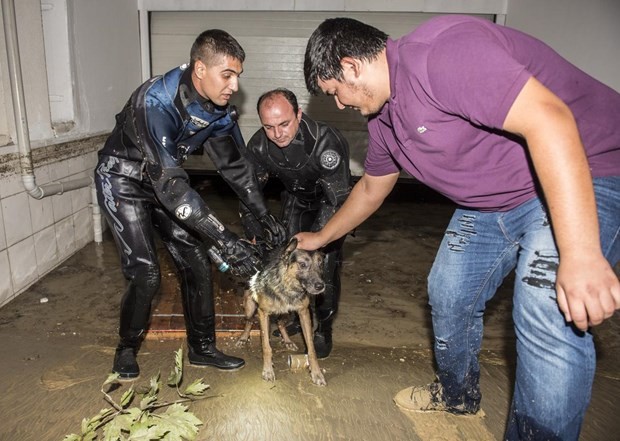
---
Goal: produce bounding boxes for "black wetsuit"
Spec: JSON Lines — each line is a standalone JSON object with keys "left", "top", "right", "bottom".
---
{"left": 94, "top": 64, "right": 268, "bottom": 351}
{"left": 242, "top": 113, "right": 352, "bottom": 331}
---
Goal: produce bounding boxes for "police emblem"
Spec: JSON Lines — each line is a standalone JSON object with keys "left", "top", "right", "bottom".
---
{"left": 175, "top": 204, "right": 192, "bottom": 220}
{"left": 320, "top": 150, "right": 340, "bottom": 170}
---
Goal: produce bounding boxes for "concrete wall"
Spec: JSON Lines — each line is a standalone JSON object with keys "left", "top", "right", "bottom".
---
{"left": 0, "top": 0, "right": 141, "bottom": 306}
{"left": 505, "top": 0, "right": 620, "bottom": 92}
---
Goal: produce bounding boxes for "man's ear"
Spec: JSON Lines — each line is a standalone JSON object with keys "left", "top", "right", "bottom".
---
{"left": 340, "top": 57, "right": 363, "bottom": 79}
{"left": 194, "top": 60, "right": 206, "bottom": 79}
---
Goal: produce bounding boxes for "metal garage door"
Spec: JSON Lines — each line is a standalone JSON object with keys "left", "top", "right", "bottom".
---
{"left": 150, "top": 11, "right": 493, "bottom": 176}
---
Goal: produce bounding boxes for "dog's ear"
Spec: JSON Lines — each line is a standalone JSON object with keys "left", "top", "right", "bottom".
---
{"left": 284, "top": 237, "right": 298, "bottom": 255}
{"left": 282, "top": 237, "right": 298, "bottom": 264}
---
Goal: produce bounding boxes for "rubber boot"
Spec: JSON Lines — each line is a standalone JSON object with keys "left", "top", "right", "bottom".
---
{"left": 188, "top": 340, "right": 245, "bottom": 370}
{"left": 112, "top": 337, "right": 141, "bottom": 379}
{"left": 311, "top": 240, "right": 342, "bottom": 359}
{"left": 113, "top": 277, "right": 151, "bottom": 381}
{"left": 164, "top": 245, "right": 245, "bottom": 371}
{"left": 272, "top": 313, "right": 302, "bottom": 338}
{"left": 313, "top": 314, "right": 334, "bottom": 359}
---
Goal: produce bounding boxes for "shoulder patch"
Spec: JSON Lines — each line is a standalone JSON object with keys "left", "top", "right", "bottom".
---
{"left": 320, "top": 149, "right": 341, "bottom": 170}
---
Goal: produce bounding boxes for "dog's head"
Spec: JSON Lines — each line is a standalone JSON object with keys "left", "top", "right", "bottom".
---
{"left": 282, "top": 237, "right": 326, "bottom": 295}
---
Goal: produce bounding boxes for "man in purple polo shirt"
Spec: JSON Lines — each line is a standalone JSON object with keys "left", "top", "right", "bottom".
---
{"left": 298, "top": 15, "right": 620, "bottom": 440}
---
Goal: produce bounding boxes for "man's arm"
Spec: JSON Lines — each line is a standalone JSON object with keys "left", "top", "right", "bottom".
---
{"left": 503, "top": 76, "right": 620, "bottom": 330}
{"left": 295, "top": 172, "right": 399, "bottom": 250}
{"left": 205, "top": 129, "right": 286, "bottom": 247}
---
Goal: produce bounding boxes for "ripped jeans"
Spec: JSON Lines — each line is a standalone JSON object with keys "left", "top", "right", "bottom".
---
{"left": 427, "top": 176, "right": 619, "bottom": 440}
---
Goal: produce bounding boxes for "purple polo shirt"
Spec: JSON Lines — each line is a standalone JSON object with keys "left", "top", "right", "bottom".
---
{"left": 366, "top": 15, "right": 620, "bottom": 211}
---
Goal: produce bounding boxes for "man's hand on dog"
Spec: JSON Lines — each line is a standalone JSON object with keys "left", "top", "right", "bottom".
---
{"left": 294, "top": 231, "right": 325, "bottom": 251}
{"left": 222, "top": 237, "right": 262, "bottom": 279}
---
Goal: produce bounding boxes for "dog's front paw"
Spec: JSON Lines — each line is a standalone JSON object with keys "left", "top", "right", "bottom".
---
{"left": 235, "top": 336, "right": 250, "bottom": 347}
{"left": 262, "top": 368, "right": 276, "bottom": 382}
{"left": 310, "top": 369, "right": 327, "bottom": 387}
{"left": 280, "top": 340, "right": 298, "bottom": 351}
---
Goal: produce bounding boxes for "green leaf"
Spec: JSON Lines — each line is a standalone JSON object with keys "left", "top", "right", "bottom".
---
{"left": 102, "top": 415, "right": 124, "bottom": 441}
{"left": 153, "top": 403, "right": 203, "bottom": 440}
{"left": 125, "top": 407, "right": 143, "bottom": 421}
{"left": 67, "top": 346, "right": 210, "bottom": 441}
{"left": 144, "top": 424, "right": 169, "bottom": 439}
{"left": 167, "top": 369, "right": 182, "bottom": 388}
{"left": 127, "top": 419, "right": 150, "bottom": 439}
{"left": 82, "top": 432, "right": 98, "bottom": 441}
{"left": 103, "top": 372, "right": 121, "bottom": 387}
{"left": 183, "top": 378, "right": 210, "bottom": 396}
{"left": 84, "top": 417, "right": 100, "bottom": 433}
{"left": 166, "top": 348, "right": 184, "bottom": 387}
{"left": 139, "top": 394, "right": 157, "bottom": 410}
{"left": 120, "top": 387, "right": 135, "bottom": 408}
{"left": 88, "top": 407, "right": 114, "bottom": 427}
{"left": 104, "top": 408, "right": 142, "bottom": 439}
{"left": 80, "top": 417, "right": 91, "bottom": 434}
{"left": 147, "top": 372, "right": 161, "bottom": 397}
{"left": 175, "top": 347, "right": 183, "bottom": 369}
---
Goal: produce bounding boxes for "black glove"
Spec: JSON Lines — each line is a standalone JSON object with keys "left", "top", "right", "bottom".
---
{"left": 259, "top": 213, "right": 287, "bottom": 248}
{"left": 221, "top": 237, "right": 262, "bottom": 279}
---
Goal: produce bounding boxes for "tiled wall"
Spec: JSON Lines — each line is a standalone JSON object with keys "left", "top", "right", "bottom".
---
{"left": 0, "top": 150, "right": 100, "bottom": 307}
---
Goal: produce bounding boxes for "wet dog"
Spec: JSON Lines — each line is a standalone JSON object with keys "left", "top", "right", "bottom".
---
{"left": 236, "top": 237, "right": 327, "bottom": 386}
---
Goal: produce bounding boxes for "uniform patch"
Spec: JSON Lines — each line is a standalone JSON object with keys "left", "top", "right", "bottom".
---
{"left": 320, "top": 150, "right": 340, "bottom": 170}
{"left": 190, "top": 116, "right": 209, "bottom": 128}
{"left": 175, "top": 204, "right": 192, "bottom": 220}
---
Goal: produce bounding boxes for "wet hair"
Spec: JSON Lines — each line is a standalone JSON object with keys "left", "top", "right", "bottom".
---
{"left": 256, "top": 88, "right": 299, "bottom": 115}
{"left": 190, "top": 29, "right": 245, "bottom": 70}
{"left": 304, "top": 18, "right": 388, "bottom": 95}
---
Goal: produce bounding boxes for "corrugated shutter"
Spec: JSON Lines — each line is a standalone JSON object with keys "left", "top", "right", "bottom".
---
{"left": 150, "top": 11, "right": 492, "bottom": 175}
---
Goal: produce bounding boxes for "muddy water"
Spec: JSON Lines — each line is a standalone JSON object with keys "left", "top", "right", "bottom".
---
{"left": 0, "top": 190, "right": 618, "bottom": 440}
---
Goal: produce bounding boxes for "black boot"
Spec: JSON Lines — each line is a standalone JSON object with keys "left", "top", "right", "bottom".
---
{"left": 311, "top": 241, "right": 342, "bottom": 359}
{"left": 313, "top": 317, "right": 333, "bottom": 359}
{"left": 272, "top": 313, "right": 302, "bottom": 338}
{"left": 170, "top": 244, "right": 245, "bottom": 370}
{"left": 188, "top": 341, "right": 245, "bottom": 371}
{"left": 112, "top": 340, "right": 140, "bottom": 379}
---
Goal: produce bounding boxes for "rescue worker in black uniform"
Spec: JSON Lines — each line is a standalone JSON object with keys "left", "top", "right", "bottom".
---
{"left": 94, "top": 30, "right": 286, "bottom": 379}
{"left": 241, "top": 88, "right": 352, "bottom": 358}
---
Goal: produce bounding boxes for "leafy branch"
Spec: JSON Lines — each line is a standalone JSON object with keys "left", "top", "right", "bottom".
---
{"left": 62, "top": 347, "right": 214, "bottom": 441}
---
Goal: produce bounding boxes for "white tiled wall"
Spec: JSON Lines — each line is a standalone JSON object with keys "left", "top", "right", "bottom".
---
{"left": 0, "top": 150, "right": 99, "bottom": 307}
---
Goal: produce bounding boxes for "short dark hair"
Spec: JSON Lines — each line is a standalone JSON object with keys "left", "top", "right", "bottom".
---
{"left": 190, "top": 29, "right": 245, "bottom": 70}
{"left": 304, "top": 18, "right": 388, "bottom": 95}
{"left": 256, "top": 88, "right": 299, "bottom": 115}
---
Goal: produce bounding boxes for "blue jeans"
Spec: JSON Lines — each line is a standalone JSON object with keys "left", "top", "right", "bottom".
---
{"left": 427, "top": 176, "right": 619, "bottom": 440}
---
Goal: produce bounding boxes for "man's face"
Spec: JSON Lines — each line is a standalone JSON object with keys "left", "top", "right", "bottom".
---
{"left": 258, "top": 94, "right": 302, "bottom": 148}
{"left": 317, "top": 56, "right": 389, "bottom": 117}
{"left": 192, "top": 55, "right": 243, "bottom": 106}
{"left": 318, "top": 77, "right": 384, "bottom": 117}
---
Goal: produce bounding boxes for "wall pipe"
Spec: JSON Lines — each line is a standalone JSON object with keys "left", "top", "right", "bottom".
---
{"left": 2, "top": 0, "right": 93, "bottom": 201}
{"left": 2, "top": 0, "right": 102, "bottom": 243}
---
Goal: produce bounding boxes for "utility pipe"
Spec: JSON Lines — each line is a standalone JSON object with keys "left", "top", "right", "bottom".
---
{"left": 91, "top": 186, "right": 103, "bottom": 243}
{"left": 2, "top": 0, "right": 93, "bottom": 200}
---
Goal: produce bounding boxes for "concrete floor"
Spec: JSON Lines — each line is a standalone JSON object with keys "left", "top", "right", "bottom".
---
{"left": 0, "top": 179, "right": 618, "bottom": 441}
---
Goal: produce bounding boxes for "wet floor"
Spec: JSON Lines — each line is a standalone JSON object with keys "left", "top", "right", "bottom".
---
{"left": 0, "top": 179, "right": 618, "bottom": 440}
